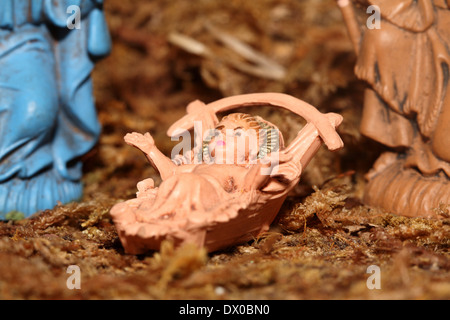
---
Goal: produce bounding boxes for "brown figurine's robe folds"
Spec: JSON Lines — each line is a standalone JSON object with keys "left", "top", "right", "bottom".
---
{"left": 338, "top": 0, "right": 450, "bottom": 217}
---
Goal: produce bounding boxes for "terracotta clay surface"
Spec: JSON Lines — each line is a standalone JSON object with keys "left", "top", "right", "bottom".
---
{"left": 110, "top": 93, "right": 343, "bottom": 253}
{"left": 338, "top": 0, "right": 450, "bottom": 217}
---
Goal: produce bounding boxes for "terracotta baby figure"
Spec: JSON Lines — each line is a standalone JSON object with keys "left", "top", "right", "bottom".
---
{"left": 337, "top": 0, "right": 450, "bottom": 217}
{"left": 111, "top": 93, "right": 343, "bottom": 253}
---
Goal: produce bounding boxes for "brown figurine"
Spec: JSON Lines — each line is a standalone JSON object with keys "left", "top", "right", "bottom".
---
{"left": 110, "top": 93, "right": 343, "bottom": 253}
{"left": 337, "top": 0, "right": 450, "bottom": 217}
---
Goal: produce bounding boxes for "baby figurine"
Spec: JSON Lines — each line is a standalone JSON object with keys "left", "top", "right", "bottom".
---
{"left": 110, "top": 93, "right": 343, "bottom": 254}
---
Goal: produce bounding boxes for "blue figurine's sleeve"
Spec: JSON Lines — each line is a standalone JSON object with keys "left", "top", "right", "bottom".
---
{"left": 0, "top": 0, "right": 14, "bottom": 29}
{"left": 87, "top": 4, "right": 112, "bottom": 57}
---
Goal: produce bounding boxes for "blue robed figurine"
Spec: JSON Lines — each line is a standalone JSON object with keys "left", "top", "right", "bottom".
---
{"left": 0, "top": 0, "right": 111, "bottom": 218}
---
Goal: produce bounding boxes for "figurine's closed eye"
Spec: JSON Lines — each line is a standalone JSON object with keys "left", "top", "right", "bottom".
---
{"left": 234, "top": 127, "right": 243, "bottom": 137}
{"left": 213, "top": 126, "right": 225, "bottom": 137}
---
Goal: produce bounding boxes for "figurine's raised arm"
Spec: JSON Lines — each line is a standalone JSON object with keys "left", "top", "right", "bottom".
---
{"left": 167, "top": 100, "right": 220, "bottom": 160}
{"left": 168, "top": 100, "right": 219, "bottom": 138}
{"left": 124, "top": 132, "right": 177, "bottom": 181}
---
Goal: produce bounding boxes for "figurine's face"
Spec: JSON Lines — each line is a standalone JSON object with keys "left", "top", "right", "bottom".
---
{"left": 208, "top": 116, "right": 260, "bottom": 164}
